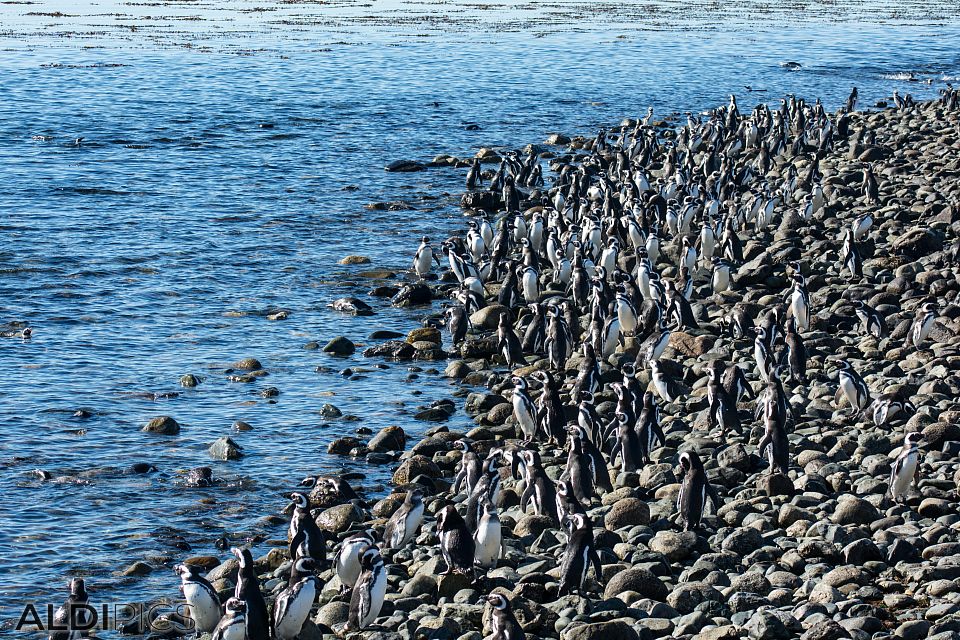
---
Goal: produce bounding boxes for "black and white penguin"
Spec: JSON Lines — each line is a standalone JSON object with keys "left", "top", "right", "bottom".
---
{"left": 571, "top": 342, "right": 601, "bottom": 400}
{"left": 889, "top": 432, "right": 923, "bottom": 503}
{"left": 288, "top": 493, "right": 327, "bottom": 567}
{"left": 445, "top": 304, "right": 469, "bottom": 346}
{"left": 273, "top": 558, "right": 320, "bottom": 640}
{"left": 871, "top": 394, "right": 915, "bottom": 427}
{"left": 452, "top": 440, "right": 483, "bottom": 496}
{"left": 789, "top": 273, "right": 810, "bottom": 332}
{"left": 840, "top": 227, "right": 862, "bottom": 278}
{"left": 519, "top": 448, "right": 559, "bottom": 522}
{"left": 346, "top": 546, "right": 387, "bottom": 632}
{"left": 510, "top": 376, "right": 538, "bottom": 441}
{"left": 635, "top": 391, "right": 666, "bottom": 466}
{"left": 485, "top": 594, "right": 524, "bottom": 640}
{"left": 474, "top": 495, "right": 502, "bottom": 571}
{"left": 175, "top": 564, "right": 222, "bottom": 635}
{"left": 722, "top": 361, "right": 755, "bottom": 402}
{"left": 211, "top": 599, "right": 246, "bottom": 640}
{"left": 650, "top": 359, "right": 681, "bottom": 404}
{"left": 783, "top": 316, "right": 807, "bottom": 383}
{"left": 854, "top": 301, "right": 886, "bottom": 338}
{"left": 231, "top": 548, "right": 269, "bottom": 640}
{"left": 754, "top": 325, "right": 775, "bottom": 383}
{"left": 437, "top": 504, "right": 476, "bottom": 576}
{"left": 676, "top": 451, "right": 721, "bottom": 531}
{"left": 555, "top": 478, "right": 588, "bottom": 527}
{"left": 567, "top": 423, "right": 612, "bottom": 492}
{"left": 383, "top": 488, "right": 424, "bottom": 551}
{"left": 756, "top": 414, "right": 790, "bottom": 475}
{"left": 413, "top": 236, "right": 435, "bottom": 279}
{"left": 558, "top": 513, "right": 602, "bottom": 596}
{"left": 498, "top": 313, "right": 527, "bottom": 369}
{"left": 466, "top": 449, "right": 503, "bottom": 531}
{"left": 532, "top": 370, "right": 565, "bottom": 444}
{"left": 334, "top": 530, "right": 376, "bottom": 594}
{"left": 608, "top": 411, "right": 642, "bottom": 473}
{"left": 835, "top": 360, "right": 871, "bottom": 416}
{"left": 563, "top": 432, "right": 595, "bottom": 505}
{"left": 49, "top": 578, "right": 90, "bottom": 640}
{"left": 706, "top": 362, "right": 741, "bottom": 435}
{"left": 908, "top": 302, "right": 937, "bottom": 347}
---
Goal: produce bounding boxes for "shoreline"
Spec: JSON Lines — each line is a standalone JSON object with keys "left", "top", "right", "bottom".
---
{"left": 34, "top": 86, "right": 960, "bottom": 640}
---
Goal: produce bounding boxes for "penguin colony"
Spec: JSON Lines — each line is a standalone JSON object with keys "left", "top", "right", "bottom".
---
{"left": 49, "top": 86, "right": 960, "bottom": 640}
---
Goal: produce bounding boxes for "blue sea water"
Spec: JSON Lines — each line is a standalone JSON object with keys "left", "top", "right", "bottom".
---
{"left": 1, "top": 0, "right": 959, "bottom": 629}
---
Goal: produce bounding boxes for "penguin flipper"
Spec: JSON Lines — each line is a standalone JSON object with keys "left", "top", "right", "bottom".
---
{"left": 589, "top": 548, "right": 602, "bottom": 581}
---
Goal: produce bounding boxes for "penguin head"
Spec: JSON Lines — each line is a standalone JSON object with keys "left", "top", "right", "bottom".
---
{"left": 921, "top": 302, "right": 938, "bottom": 314}
{"left": 231, "top": 547, "right": 253, "bottom": 568}
{"left": 224, "top": 598, "right": 247, "bottom": 615}
{"left": 421, "top": 236, "right": 430, "bottom": 244}
{"left": 293, "top": 557, "right": 317, "bottom": 576}
{"left": 359, "top": 545, "right": 383, "bottom": 570}
{"left": 905, "top": 432, "right": 924, "bottom": 447}
{"left": 486, "top": 593, "right": 510, "bottom": 611}
{"left": 289, "top": 492, "right": 310, "bottom": 510}
{"left": 69, "top": 578, "right": 87, "bottom": 599}
{"left": 511, "top": 376, "right": 527, "bottom": 391}
{"left": 175, "top": 564, "right": 200, "bottom": 580}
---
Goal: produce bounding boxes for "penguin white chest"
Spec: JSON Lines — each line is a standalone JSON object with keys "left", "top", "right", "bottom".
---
{"left": 183, "top": 583, "right": 221, "bottom": 632}
{"left": 839, "top": 375, "right": 861, "bottom": 408}
{"left": 892, "top": 452, "right": 918, "bottom": 498}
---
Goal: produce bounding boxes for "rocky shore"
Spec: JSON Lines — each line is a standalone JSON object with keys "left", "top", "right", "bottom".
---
{"left": 51, "top": 87, "right": 960, "bottom": 640}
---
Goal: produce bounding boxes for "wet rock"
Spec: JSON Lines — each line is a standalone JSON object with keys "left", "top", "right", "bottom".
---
{"left": 315, "top": 503, "right": 364, "bottom": 534}
{"left": 122, "top": 561, "right": 153, "bottom": 576}
{"left": 545, "top": 133, "right": 571, "bottom": 145}
{"left": 461, "top": 191, "right": 501, "bottom": 211}
{"left": 232, "top": 357, "right": 263, "bottom": 371}
{"left": 363, "top": 340, "right": 415, "bottom": 360}
{"left": 319, "top": 403, "right": 343, "bottom": 418}
{"left": 385, "top": 159, "right": 426, "bottom": 172}
{"left": 470, "top": 305, "right": 508, "bottom": 330}
{"left": 322, "top": 336, "right": 355, "bottom": 355}
{"left": 407, "top": 327, "right": 441, "bottom": 344}
{"left": 329, "top": 297, "right": 373, "bottom": 316}
{"left": 392, "top": 283, "right": 432, "bottom": 307}
{"left": 142, "top": 416, "right": 180, "bottom": 435}
{"left": 328, "top": 437, "right": 362, "bottom": 455}
{"left": 367, "top": 426, "right": 406, "bottom": 453}
{"left": 339, "top": 255, "right": 371, "bottom": 265}
{"left": 209, "top": 437, "right": 243, "bottom": 461}
{"left": 392, "top": 455, "right": 441, "bottom": 484}
{"left": 179, "top": 374, "right": 201, "bottom": 388}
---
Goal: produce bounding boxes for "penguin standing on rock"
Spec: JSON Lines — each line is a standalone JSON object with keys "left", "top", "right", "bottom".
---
{"left": 453, "top": 440, "right": 483, "bottom": 496}
{"left": 231, "top": 548, "right": 269, "bottom": 640}
{"left": 346, "top": 546, "right": 387, "bottom": 632}
{"left": 558, "top": 513, "right": 602, "bottom": 596}
{"left": 272, "top": 558, "right": 320, "bottom": 640}
{"left": 175, "top": 564, "right": 222, "bottom": 636}
{"left": 383, "top": 488, "right": 424, "bottom": 552}
{"left": 908, "top": 302, "right": 937, "bottom": 348}
{"left": 474, "top": 495, "right": 502, "bottom": 571}
{"left": 889, "top": 432, "right": 924, "bottom": 504}
{"left": 211, "top": 599, "right": 247, "bottom": 640}
{"left": 835, "top": 360, "right": 871, "bottom": 417}
{"left": 854, "top": 301, "right": 886, "bottom": 338}
{"left": 485, "top": 594, "right": 525, "bottom": 640}
{"left": 510, "top": 376, "right": 539, "bottom": 441}
{"left": 288, "top": 492, "right": 326, "bottom": 567}
{"left": 437, "top": 504, "right": 476, "bottom": 576}
{"left": 757, "top": 414, "right": 790, "bottom": 475}
{"left": 334, "top": 530, "right": 376, "bottom": 595}
{"left": 677, "top": 451, "right": 721, "bottom": 531}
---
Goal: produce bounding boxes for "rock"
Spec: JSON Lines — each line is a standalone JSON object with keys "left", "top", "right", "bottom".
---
{"left": 717, "top": 443, "right": 751, "bottom": 471}
{"left": 649, "top": 530, "right": 699, "bottom": 562}
{"left": 721, "top": 528, "right": 763, "bottom": 555}
{"left": 603, "top": 567, "right": 668, "bottom": 601}
{"left": 315, "top": 503, "right": 363, "bottom": 534}
{"left": 328, "top": 437, "right": 362, "bottom": 455}
{"left": 367, "top": 426, "right": 406, "bottom": 452}
{"left": 801, "top": 620, "right": 850, "bottom": 640}
{"left": 142, "top": 416, "right": 180, "bottom": 435}
{"left": 894, "top": 620, "right": 930, "bottom": 640}
{"left": 696, "top": 626, "right": 741, "bottom": 640}
{"left": 363, "top": 340, "right": 415, "bottom": 360}
{"left": 545, "top": 133, "right": 571, "bottom": 145}
{"left": 319, "top": 403, "right": 343, "bottom": 418}
{"left": 339, "top": 255, "right": 371, "bottom": 265}
{"left": 322, "top": 336, "right": 355, "bottom": 355}
{"left": 179, "top": 374, "right": 201, "bottom": 388}
{"left": 122, "top": 561, "right": 152, "bottom": 576}
{"left": 392, "top": 455, "right": 440, "bottom": 484}
{"left": 232, "top": 357, "right": 262, "bottom": 370}
{"left": 407, "top": 327, "right": 441, "bottom": 345}
{"left": 514, "top": 514, "right": 556, "bottom": 538}
{"left": 669, "top": 331, "right": 715, "bottom": 358}
{"left": 832, "top": 494, "right": 880, "bottom": 525}
{"left": 438, "top": 573, "right": 473, "bottom": 598}
{"left": 561, "top": 620, "right": 639, "bottom": 640}
{"left": 667, "top": 582, "right": 723, "bottom": 614}
{"left": 385, "top": 159, "right": 426, "bottom": 172}
{"left": 392, "top": 283, "right": 432, "bottom": 307}
{"left": 745, "top": 610, "right": 791, "bottom": 640}
{"left": 460, "top": 191, "right": 501, "bottom": 211}
{"left": 761, "top": 472, "right": 794, "bottom": 496}
{"left": 893, "top": 228, "right": 942, "bottom": 260}
{"left": 329, "top": 297, "right": 373, "bottom": 316}
{"left": 209, "top": 437, "right": 243, "bottom": 461}
{"left": 922, "top": 422, "right": 960, "bottom": 449}
{"left": 604, "top": 498, "right": 651, "bottom": 529}
{"left": 470, "top": 305, "right": 508, "bottom": 330}
{"left": 314, "top": 601, "right": 350, "bottom": 628}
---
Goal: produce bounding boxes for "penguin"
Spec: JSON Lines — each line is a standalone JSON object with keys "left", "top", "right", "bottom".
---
{"left": 49, "top": 578, "right": 91, "bottom": 640}
{"left": 519, "top": 448, "right": 559, "bottom": 522}
{"left": 854, "top": 300, "right": 886, "bottom": 338}
{"left": 754, "top": 325, "right": 775, "bottom": 383}
{"left": 532, "top": 370, "right": 565, "bottom": 444}
{"left": 608, "top": 411, "right": 642, "bottom": 473}
{"left": 510, "top": 376, "right": 539, "bottom": 441}
{"left": 544, "top": 304, "right": 572, "bottom": 372}
{"left": 437, "top": 504, "right": 476, "bottom": 576}
{"left": 782, "top": 316, "right": 807, "bottom": 383}
{"left": 650, "top": 359, "right": 681, "bottom": 404}
{"left": 466, "top": 158, "right": 482, "bottom": 189}
{"left": 558, "top": 513, "right": 602, "bottom": 596}
{"left": 466, "top": 449, "right": 503, "bottom": 532}
{"left": 555, "top": 477, "right": 588, "bottom": 527}
{"left": 789, "top": 273, "right": 810, "bottom": 332}
{"left": 840, "top": 227, "right": 862, "bottom": 278}
{"left": 723, "top": 361, "right": 755, "bottom": 402}
{"left": 485, "top": 594, "right": 524, "bottom": 640}
{"left": 563, "top": 432, "right": 595, "bottom": 505}
{"left": 871, "top": 395, "right": 915, "bottom": 427}
{"left": 413, "top": 236, "right": 437, "bottom": 279}
{"left": 889, "top": 432, "right": 923, "bottom": 504}
{"left": 232, "top": 548, "right": 269, "bottom": 640}
{"left": 756, "top": 414, "right": 790, "bottom": 475}
{"left": 635, "top": 391, "right": 666, "bottom": 466}
{"left": 474, "top": 495, "right": 502, "bottom": 571}
{"left": 852, "top": 212, "right": 873, "bottom": 241}
{"left": 571, "top": 343, "right": 601, "bottom": 402}
{"left": 568, "top": 424, "right": 612, "bottom": 492}
{"left": 272, "top": 558, "right": 320, "bottom": 640}
{"left": 453, "top": 439, "right": 483, "bottom": 496}
{"left": 498, "top": 312, "right": 527, "bottom": 369}
{"left": 288, "top": 493, "right": 327, "bottom": 567}
{"left": 211, "top": 599, "right": 247, "bottom": 640}
{"left": 176, "top": 564, "right": 222, "bottom": 636}
{"left": 445, "top": 304, "right": 469, "bottom": 346}
{"left": 383, "top": 488, "right": 425, "bottom": 551}
{"left": 712, "top": 257, "right": 732, "bottom": 294}
{"left": 706, "top": 362, "right": 741, "bottom": 435}
{"left": 346, "top": 546, "right": 387, "bottom": 632}
{"left": 835, "top": 360, "right": 871, "bottom": 416}
{"left": 676, "top": 451, "right": 721, "bottom": 531}
{"left": 334, "top": 530, "right": 376, "bottom": 594}
{"left": 908, "top": 302, "right": 937, "bottom": 347}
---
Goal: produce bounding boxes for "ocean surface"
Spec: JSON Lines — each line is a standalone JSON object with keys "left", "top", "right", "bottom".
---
{"left": 2, "top": 0, "right": 960, "bottom": 631}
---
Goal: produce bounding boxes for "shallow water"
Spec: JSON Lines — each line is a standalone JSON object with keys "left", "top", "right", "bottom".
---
{"left": 1, "top": 0, "right": 959, "bottom": 630}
